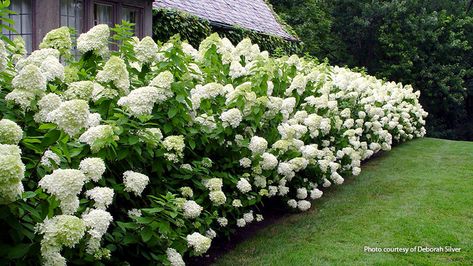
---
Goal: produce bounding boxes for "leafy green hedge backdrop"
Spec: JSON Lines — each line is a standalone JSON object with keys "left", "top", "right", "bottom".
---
{"left": 269, "top": 0, "right": 473, "bottom": 140}
{"left": 152, "top": 8, "right": 302, "bottom": 57}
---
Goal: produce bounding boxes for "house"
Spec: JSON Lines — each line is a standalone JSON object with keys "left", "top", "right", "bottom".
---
{"left": 2, "top": 0, "right": 154, "bottom": 53}
{"left": 153, "top": 0, "right": 296, "bottom": 41}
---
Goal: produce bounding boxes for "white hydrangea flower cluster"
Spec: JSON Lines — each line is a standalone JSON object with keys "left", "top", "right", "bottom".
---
{"left": 137, "top": 127, "right": 163, "bottom": 146}
{"left": 85, "top": 187, "right": 114, "bottom": 210}
{"left": 149, "top": 71, "right": 174, "bottom": 95}
{"left": 82, "top": 209, "right": 113, "bottom": 257}
{"left": 78, "top": 125, "right": 116, "bottom": 152}
{"left": 34, "top": 93, "right": 62, "bottom": 123}
{"left": 47, "top": 99, "right": 90, "bottom": 137}
{"left": 204, "top": 177, "right": 227, "bottom": 206}
{"left": 182, "top": 200, "right": 203, "bottom": 219}
{"left": 6, "top": 64, "right": 47, "bottom": 109}
{"left": 134, "top": 36, "right": 158, "bottom": 64}
{"left": 220, "top": 108, "right": 243, "bottom": 128}
{"left": 180, "top": 186, "right": 194, "bottom": 198}
{"left": 117, "top": 86, "right": 161, "bottom": 117}
{"left": 166, "top": 248, "right": 185, "bottom": 266}
{"left": 64, "top": 81, "right": 94, "bottom": 100}
{"left": 123, "top": 171, "right": 150, "bottom": 196}
{"left": 260, "top": 152, "right": 278, "bottom": 170}
{"left": 162, "top": 135, "right": 185, "bottom": 162}
{"left": 236, "top": 178, "right": 252, "bottom": 194}
{"left": 190, "top": 82, "right": 225, "bottom": 109}
{"left": 39, "top": 26, "right": 72, "bottom": 57}
{"left": 96, "top": 56, "right": 130, "bottom": 94}
{"left": 79, "top": 157, "right": 106, "bottom": 182}
{"left": 38, "top": 169, "right": 87, "bottom": 214}
{"left": 0, "top": 144, "right": 25, "bottom": 204}
{"left": 36, "top": 215, "right": 86, "bottom": 266}
{"left": 186, "top": 232, "right": 212, "bottom": 255}
{"left": 40, "top": 150, "right": 61, "bottom": 168}
{"left": 128, "top": 208, "right": 142, "bottom": 218}
{"left": 77, "top": 24, "right": 110, "bottom": 57}
{"left": 15, "top": 48, "right": 59, "bottom": 70}
{"left": 248, "top": 136, "right": 268, "bottom": 155}
{"left": 0, "top": 119, "right": 23, "bottom": 145}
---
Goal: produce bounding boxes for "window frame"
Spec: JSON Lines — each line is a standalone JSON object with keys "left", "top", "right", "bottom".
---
{"left": 86, "top": 0, "right": 145, "bottom": 37}
{"left": 121, "top": 4, "right": 143, "bottom": 37}
{"left": 3, "top": 0, "right": 35, "bottom": 53}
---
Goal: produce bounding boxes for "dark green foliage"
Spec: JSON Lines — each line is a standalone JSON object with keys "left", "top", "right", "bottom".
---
{"left": 269, "top": 0, "right": 345, "bottom": 61}
{"left": 152, "top": 8, "right": 301, "bottom": 56}
{"left": 270, "top": 0, "right": 473, "bottom": 140}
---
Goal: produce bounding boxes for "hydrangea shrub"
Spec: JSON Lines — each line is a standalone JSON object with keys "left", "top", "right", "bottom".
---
{"left": 0, "top": 23, "right": 427, "bottom": 265}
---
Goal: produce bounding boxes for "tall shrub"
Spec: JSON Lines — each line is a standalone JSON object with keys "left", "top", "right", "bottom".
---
{"left": 0, "top": 23, "right": 426, "bottom": 265}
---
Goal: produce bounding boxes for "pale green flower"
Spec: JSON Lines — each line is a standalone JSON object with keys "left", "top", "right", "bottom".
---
{"left": 77, "top": 24, "right": 110, "bottom": 57}
{"left": 96, "top": 56, "right": 130, "bottom": 94}
{"left": 47, "top": 99, "right": 90, "bottom": 137}
{"left": 134, "top": 36, "right": 158, "bottom": 64}
{"left": 0, "top": 119, "right": 23, "bottom": 145}
{"left": 39, "top": 26, "right": 72, "bottom": 57}
{"left": 64, "top": 81, "right": 94, "bottom": 100}
{"left": 0, "top": 144, "right": 25, "bottom": 204}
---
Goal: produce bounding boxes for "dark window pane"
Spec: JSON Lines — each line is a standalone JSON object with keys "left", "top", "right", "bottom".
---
{"left": 60, "top": 0, "right": 83, "bottom": 32}
{"left": 21, "top": 15, "right": 32, "bottom": 33}
{"left": 94, "top": 3, "right": 113, "bottom": 26}
{"left": 5, "top": 0, "right": 32, "bottom": 53}
{"left": 122, "top": 7, "right": 142, "bottom": 36}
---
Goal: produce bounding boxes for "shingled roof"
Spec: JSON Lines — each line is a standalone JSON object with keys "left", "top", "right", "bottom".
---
{"left": 153, "top": 0, "right": 296, "bottom": 40}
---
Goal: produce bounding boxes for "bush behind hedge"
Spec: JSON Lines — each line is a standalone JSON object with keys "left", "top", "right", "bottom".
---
{"left": 0, "top": 23, "right": 426, "bottom": 265}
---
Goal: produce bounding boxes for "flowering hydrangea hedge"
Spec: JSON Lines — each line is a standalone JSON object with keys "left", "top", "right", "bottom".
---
{"left": 0, "top": 24, "right": 427, "bottom": 265}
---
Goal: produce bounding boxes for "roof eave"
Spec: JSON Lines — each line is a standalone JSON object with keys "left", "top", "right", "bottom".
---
{"left": 208, "top": 20, "right": 299, "bottom": 42}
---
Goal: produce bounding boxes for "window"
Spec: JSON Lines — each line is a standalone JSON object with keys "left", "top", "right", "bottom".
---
{"left": 60, "top": 0, "right": 84, "bottom": 34}
{"left": 122, "top": 6, "right": 142, "bottom": 36}
{"left": 94, "top": 3, "right": 113, "bottom": 26}
{"left": 2, "top": 0, "right": 33, "bottom": 53}
{"left": 91, "top": 1, "right": 143, "bottom": 37}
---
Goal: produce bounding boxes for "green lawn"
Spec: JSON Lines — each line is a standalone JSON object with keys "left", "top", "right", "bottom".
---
{"left": 215, "top": 138, "right": 473, "bottom": 266}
